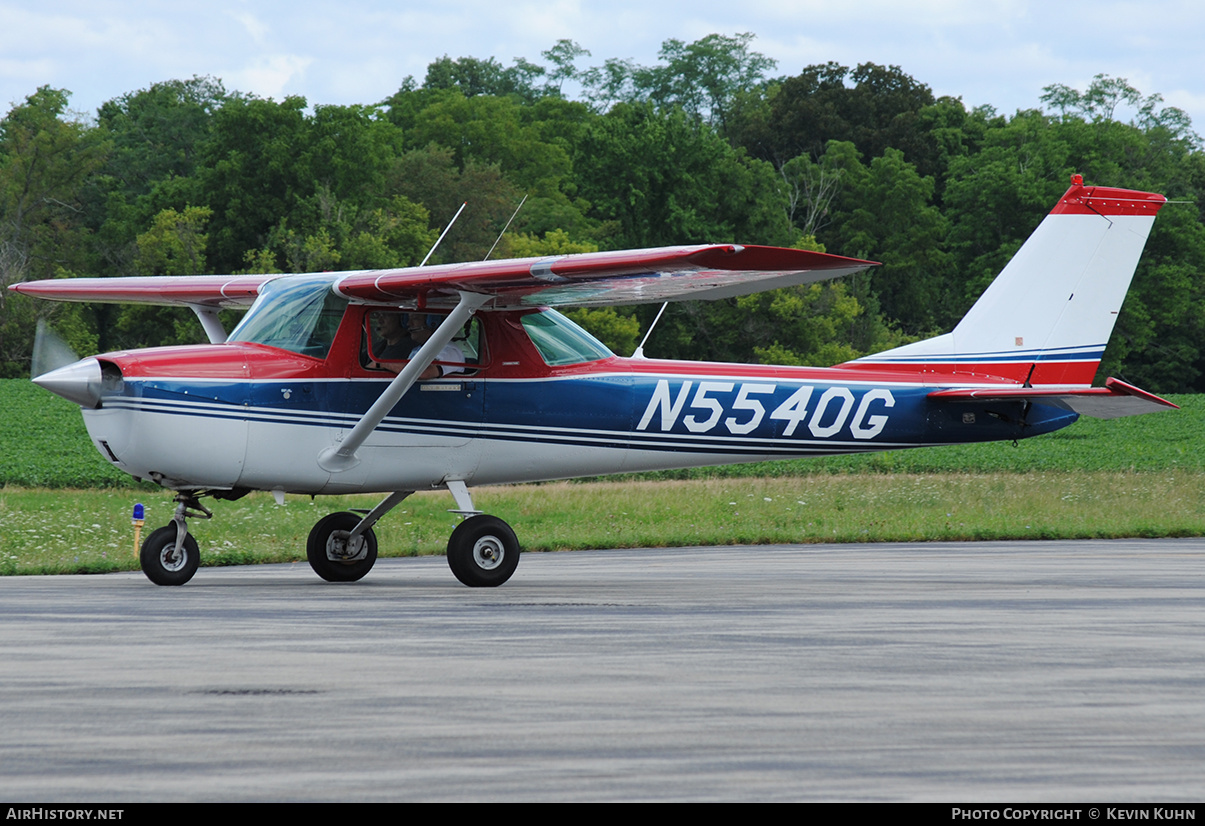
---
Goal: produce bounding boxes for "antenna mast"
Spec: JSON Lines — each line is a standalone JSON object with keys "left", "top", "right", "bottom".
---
{"left": 420, "top": 202, "right": 467, "bottom": 267}
{"left": 484, "top": 194, "right": 529, "bottom": 261}
{"left": 631, "top": 302, "right": 669, "bottom": 359}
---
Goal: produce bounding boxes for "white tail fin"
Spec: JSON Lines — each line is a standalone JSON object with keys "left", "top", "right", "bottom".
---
{"left": 850, "top": 175, "right": 1166, "bottom": 386}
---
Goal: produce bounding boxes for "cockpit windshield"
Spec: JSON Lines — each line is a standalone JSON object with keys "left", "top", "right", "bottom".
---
{"left": 227, "top": 274, "right": 347, "bottom": 358}
{"left": 520, "top": 309, "right": 614, "bottom": 366}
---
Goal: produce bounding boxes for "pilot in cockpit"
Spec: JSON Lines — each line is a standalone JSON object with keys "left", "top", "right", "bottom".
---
{"left": 371, "top": 311, "right": 413, "bottom": 362}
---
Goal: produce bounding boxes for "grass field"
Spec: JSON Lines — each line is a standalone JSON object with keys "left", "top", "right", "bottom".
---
{"left": 2, "top": 379, "right": 1203, "bottom": 576}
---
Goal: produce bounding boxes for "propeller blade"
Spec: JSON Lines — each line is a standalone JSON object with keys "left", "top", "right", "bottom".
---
{"left": 31, "top": 318, "right": 80, "bottom": 379}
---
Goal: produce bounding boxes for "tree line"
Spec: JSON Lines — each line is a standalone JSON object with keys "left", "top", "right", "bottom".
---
{"left": 2, "top": 33, "right": 1204, "bottom": 392}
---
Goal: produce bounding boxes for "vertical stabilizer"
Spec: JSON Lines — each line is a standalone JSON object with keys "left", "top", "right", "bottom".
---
{"left": 850, "top": 176, "right": 1166, "bottom": 386}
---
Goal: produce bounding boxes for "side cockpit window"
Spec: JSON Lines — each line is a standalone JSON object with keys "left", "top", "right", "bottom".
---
{"left": 364, "top": 310, "right": 483, "bottom": 376}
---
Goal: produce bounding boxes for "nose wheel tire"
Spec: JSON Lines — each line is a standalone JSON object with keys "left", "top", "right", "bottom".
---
{"left": 140, "top": 525, "right": 200, "bottom": 586}
{"left": 447, "top": 515, "right": 520, "bottom": 587}
{"left": 307, "top": 512, "right": 378, "bottom": 582}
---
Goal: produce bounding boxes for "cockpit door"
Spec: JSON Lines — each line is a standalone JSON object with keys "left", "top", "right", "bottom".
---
{"left": 352, "top": 308, "right": 486, "bottom": 449}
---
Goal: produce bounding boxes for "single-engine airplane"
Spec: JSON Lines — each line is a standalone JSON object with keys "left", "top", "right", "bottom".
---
{"left": 11, "top": 175, "right": 1177, "bottom": 587}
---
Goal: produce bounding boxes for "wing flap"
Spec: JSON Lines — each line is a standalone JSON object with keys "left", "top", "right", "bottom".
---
{"left": 928, "top": 377, "right": 1178, "bottom": 419}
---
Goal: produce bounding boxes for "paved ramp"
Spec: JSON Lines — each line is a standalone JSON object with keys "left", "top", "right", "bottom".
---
{"left": 2, "top": 539, "right": 1203, "bottom": 801}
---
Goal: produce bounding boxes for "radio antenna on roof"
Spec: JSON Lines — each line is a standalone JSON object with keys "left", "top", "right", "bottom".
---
{"left": 420, "top": 202, "right": 467, "bottom": 267}
{"left": 631, "top": 302, "right": 669, "bottom": 359}
{"left": 484, "top": 194, "right": 529, "bottom": 261}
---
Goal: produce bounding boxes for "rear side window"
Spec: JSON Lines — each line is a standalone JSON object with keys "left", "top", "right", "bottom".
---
{"left": 520, "top": 309, "right": 613, "bottom": 366}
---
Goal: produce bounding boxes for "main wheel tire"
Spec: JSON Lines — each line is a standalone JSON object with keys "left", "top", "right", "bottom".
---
{"left": 447, "top": 515, "right": 519, "bottom": 587}
{"left": 307, "top": 512, "right": 377, "bottom": 582}
{"left": 140, "top": 525, "right": 200, "bottom": 586}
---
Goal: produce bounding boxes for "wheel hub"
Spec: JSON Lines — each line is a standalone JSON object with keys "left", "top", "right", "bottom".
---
{"left": 472, "top": 536, "right": 505, "bottom": 570}
{"left": 326, "top": 530, "right": 366, "bottom": 562}
{"left": 159, "top": 546, "right": 187, "bottom": 572}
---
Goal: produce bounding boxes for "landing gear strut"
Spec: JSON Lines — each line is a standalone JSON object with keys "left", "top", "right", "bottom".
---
{"left": 305, "top": 490, "right": 411, "bottom": 582}
{"left": 442, "top": 481, "right": 520, "bottom": 587}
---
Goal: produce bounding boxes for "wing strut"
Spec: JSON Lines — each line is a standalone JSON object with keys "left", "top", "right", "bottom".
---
{"left": 318, "top": 291, "right": 488, "bottom": 472}
{"left": 189, "top": 305, "right": 228, "bottom": 344}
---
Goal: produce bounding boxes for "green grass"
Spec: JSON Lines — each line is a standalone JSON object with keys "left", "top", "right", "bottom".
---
{"left": 3, "top": 472, "right": 1204, "bottom": 576}
{"left": 1, "top": 380, "right": 149, "bottom": 489}
{"left": 0, "top": 488, "right": 462, "bottom": 575}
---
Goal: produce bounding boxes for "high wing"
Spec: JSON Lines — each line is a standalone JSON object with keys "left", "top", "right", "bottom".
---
{"left": 8, "top": 273, "right": 275, "bottom": 308}
{"left": 928, "top": 377, "right": 1178, "bottom": 420}
{"left": 335, "top": 245, "right": 876, "bottom": 307}
{"left": 8, "top": 245, "right": 877, "bottom": 310}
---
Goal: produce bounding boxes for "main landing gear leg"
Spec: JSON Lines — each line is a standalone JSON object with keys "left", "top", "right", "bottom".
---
{"left": 306, "top": 490, "right": 413, "bottom": 582}
{"left": 140, "top": 493, "right": 212, "bottom": 586}
{"left": 444, "top": 481, "right": 520, "bottom": 588}
{"left": 305, "top": 483, "right": 521, "bottom": 588}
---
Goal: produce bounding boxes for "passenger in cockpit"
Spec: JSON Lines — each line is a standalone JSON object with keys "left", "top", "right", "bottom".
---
{"left": 407, "top": 314, "right": 465, "bottom": 379}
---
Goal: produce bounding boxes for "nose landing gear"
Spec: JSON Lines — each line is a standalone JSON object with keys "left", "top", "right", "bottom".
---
{"left": 139, "top": 493, "right": 212, "bottom": 586}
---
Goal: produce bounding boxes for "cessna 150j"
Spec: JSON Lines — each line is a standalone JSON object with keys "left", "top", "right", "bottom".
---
{"left": 12, "top": 176, "right": 1176, "bottom": 587}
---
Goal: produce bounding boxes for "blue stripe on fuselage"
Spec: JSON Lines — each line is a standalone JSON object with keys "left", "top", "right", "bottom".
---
{"left": 109, "top": 373, "right": 1078, "bottom": 456}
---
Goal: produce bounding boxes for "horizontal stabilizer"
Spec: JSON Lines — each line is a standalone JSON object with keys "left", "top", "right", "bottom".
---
{"left": 928, "top": 377, "right": 1178, "bottom": 419}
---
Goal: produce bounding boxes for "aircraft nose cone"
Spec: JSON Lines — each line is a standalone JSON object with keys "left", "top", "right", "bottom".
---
{"left": 32, "top": 357, "right": 104, "bottom": 408}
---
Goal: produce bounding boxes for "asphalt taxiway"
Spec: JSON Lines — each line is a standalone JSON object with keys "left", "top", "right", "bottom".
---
{"left": 1, "top": 539, "right": 1203, "bottom": 801}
